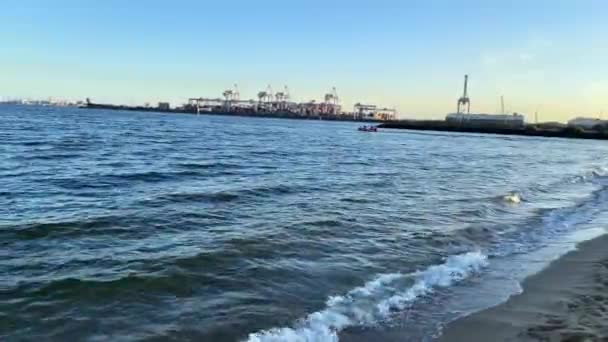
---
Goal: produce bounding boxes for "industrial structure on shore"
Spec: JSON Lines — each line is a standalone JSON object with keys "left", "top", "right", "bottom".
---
{"left": 8, "top": 74, "right": 607, "bottom": 132}
{"left": 183, "top": 85, "right": 397, "bottom": 121}
{"left": 446, "top": 75, "right": 525, "bottom": 129}
{"left": 83, "top": 84, "right": 398, "bottom": 122}
{"left": 567, "top": 117, "right": 608, "bottom": 130}
{"left": 378, "top": 74, "right": 608, "bottom": 140}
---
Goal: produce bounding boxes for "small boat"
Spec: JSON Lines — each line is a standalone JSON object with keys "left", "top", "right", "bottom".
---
{"left": 358, "top": 126, "right": 378, "bottom": 132}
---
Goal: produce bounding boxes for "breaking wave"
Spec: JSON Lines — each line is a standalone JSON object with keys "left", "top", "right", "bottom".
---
{"left": 563, "top": 166, "right": 608, "bottom": 185}
{"left": 245, "top": 251, "right": 488, "bottom": 342}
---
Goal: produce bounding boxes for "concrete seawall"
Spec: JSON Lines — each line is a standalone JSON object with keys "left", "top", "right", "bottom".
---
{"left": 379, "top": 120, "right": 608, "bottom": 140}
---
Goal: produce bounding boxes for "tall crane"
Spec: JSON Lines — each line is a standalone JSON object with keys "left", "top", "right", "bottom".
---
{"left": 257, "top": 85, "right": 273, "bottom": 104}
{"left": 257, "top": 84, "right": 274, "bottom": 111}
{"left": 274, "top": 85, "right": 291, "bottom": 111}
{"left": 321, "top": 87, "right": 340, "bottom": 115}
{"left": 457, "top": 75, "right": 471, "bottom": 114}
{"left": 266, "top": 85, "right": 274, "bottom": 103}
{"left": 324, "top": 87, "right": 339, "bottom": 105}
{"left": 354, "top": 103, "right": 377, "bottom": 119}
{"left": 233, "top": 84, "right": 240, "bottom": 101}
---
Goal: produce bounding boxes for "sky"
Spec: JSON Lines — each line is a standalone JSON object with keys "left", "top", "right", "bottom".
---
{"left": 1, "top": 0, "right": 606, "bottom": 121}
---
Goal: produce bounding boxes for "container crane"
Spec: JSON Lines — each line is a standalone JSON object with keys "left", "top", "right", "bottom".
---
{"left": 457, "top": 75, "right": 471, "bottom": 114}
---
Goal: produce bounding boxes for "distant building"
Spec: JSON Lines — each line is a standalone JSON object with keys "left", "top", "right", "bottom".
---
{"left": 446, "top": 113, "right": 525, "bottom": 129}
{"left": 296, "top": 101, "right": 341, "bottom": 116}
{"left": 372, "top": 108, "right": 397, "bottom": 121}
{"left": 567, "top": 117, "right": 608, "bottom": 130}
{"left": 297, "top": 101, "right": 320, "bottom": 116}
{"left": 354, "top": 103, "right": 397, "bottom": 121}
{"left": 158, "top": 102, "right": 170, "bottom": 111}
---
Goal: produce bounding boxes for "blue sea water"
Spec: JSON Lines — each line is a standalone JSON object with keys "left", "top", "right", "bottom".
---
{"left": 1, "top": 105, "right": 608, "bottom": 341}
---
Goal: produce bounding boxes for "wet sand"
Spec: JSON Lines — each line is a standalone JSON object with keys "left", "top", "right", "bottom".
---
{"left": 437, "top": 234, "right": 608, "bottom": 341}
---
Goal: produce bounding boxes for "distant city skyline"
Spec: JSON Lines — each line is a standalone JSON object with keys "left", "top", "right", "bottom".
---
{"left": 1, "top": 0, "right": 606, "bottom": 121}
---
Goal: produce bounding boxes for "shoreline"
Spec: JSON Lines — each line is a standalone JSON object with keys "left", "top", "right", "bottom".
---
{"left": 436, "top": 233, "right": 608, "bottom": 341}
{"left": 379, "top": 121, "right": 608, "bottom": 140}
{"left": 87, "top": 103, "right": 608, "bottom": 140}
{"left": 81, "top": 103, "right": 382, "bottom": 123}
{"left": 13, "top": 102, "right": 607, "bottom": 140}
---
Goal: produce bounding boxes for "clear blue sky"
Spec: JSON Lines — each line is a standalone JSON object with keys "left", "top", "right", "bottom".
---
{"left": 1, "top": 0, "right": 606, "bottom": 120}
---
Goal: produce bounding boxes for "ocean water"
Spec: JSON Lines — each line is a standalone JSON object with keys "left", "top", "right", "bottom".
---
{"left": 2, "top": 105, "right": 608, "bottom": 342}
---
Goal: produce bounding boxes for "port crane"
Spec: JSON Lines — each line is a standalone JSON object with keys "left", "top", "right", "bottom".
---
{"left": 222, "top": 84, "right": 240, "bottom": 110}
{"left": 324, "top": 87, "right": 339, "bottom": 106}
{"left": 354, "top": 103, "right": 397, "bottom": 120}
{"left": 257, "top": 85, "right": 275, "bottom": 111}
{"left": 322, "top": 87, "right": 340, "bottom": 115}
{"left": 186, "top": 84, "right": 395, "bottom": 119}
{"left": 274, "top": 85, "right": 290, "bottom": 103}
{"left": 274, "top": 86, "right": 291, "bottom": 111}
{"left": 354, "top": 103, "right": 376, "bottom": 119}
{"left": 457, "top": 74, "right": 471, "bottom": 114}
{"left": 258, "top": 85, "right": 274, "bottom": 103}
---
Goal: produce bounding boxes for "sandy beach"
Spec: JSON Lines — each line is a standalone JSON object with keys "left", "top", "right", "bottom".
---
{"left": 437, "top": 233, "right": 608, "bottom": 342}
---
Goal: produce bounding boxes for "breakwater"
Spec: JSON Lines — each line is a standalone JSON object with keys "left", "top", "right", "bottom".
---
{"left": 379, "top": 120, "right": 608, "bottom": 140}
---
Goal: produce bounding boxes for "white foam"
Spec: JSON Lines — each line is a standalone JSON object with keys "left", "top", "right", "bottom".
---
{"left": 377, "top": 251, "right": 488, "bottom": 315}
{"left": 503, "top": 192, "right": 521, "bottom": 204}
{"left": 591, "top": 166, "right": 608, "bottom": 177}
{"left": 245, "top": 252, "right": 488, "bottom": 342}
{"left": 574, "top": 166, "right": 608, "bottom": 184}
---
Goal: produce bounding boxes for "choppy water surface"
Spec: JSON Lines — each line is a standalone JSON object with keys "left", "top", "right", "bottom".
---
{"left": 2, "top": 106, "right": 608, "bottom": 341}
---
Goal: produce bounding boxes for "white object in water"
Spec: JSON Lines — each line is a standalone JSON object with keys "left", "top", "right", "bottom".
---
{"left": 503, "top": 193, "right": 521, "bottom": 204}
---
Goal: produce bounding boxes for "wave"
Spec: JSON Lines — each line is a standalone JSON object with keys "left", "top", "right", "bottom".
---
{"left": 13, "top": 272, "right": 211, "bottom": 300}
{"left": 362, "top": 165, "right": 608, "bottom": 262}
{"left": 49, "top": 177, "right": 117, "bottom": 190}
{"left": 538, "top": 185, "right": 608, "bottom": 237}
{"left": 495, "top": 165, "right": 608, "bottom": 201}
{"left": 22, "top": 153, "right": 81, "bottom": 161}
{"left": 158, "top": 191, "right": 240, "bottom": 204}
{"left": 241, "top": 184, "right": 302, "bottom": 197}
{"left": 245, "top": 252, "right": 488, "bottom": 342}
{"left": 144, "top": 184, "right": 303, "bottom": 206}
{"left": 108, "top": 170, "right": 202, "bottom": 182}
{"left": 589, "top": 168, "right": 608, "bottom": 187}
{"left": 480, "top": 184, "right": 608, "bottom": 260}
{"left": 176, "top": 161, "right": 242, "bottom": 170}
{"left": 1, "top": 215, "right": 131, "bottom": 240}
{"left": 21, "top": 141, "right": 48, "bottom": 146}
{"left": 219, "top": 184, "right": 304, "bottom": 199}
{"left": 339, "top": 197, "right": 371, "bottom": 204}
{"left": 304, "top": 219, "right": 344, "bottom": 228}
{"left": 556, "top": 166, "right": 608, "bottom": 186}
{"left": 53, "top": 167, "right": 239, "bottom": 191}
